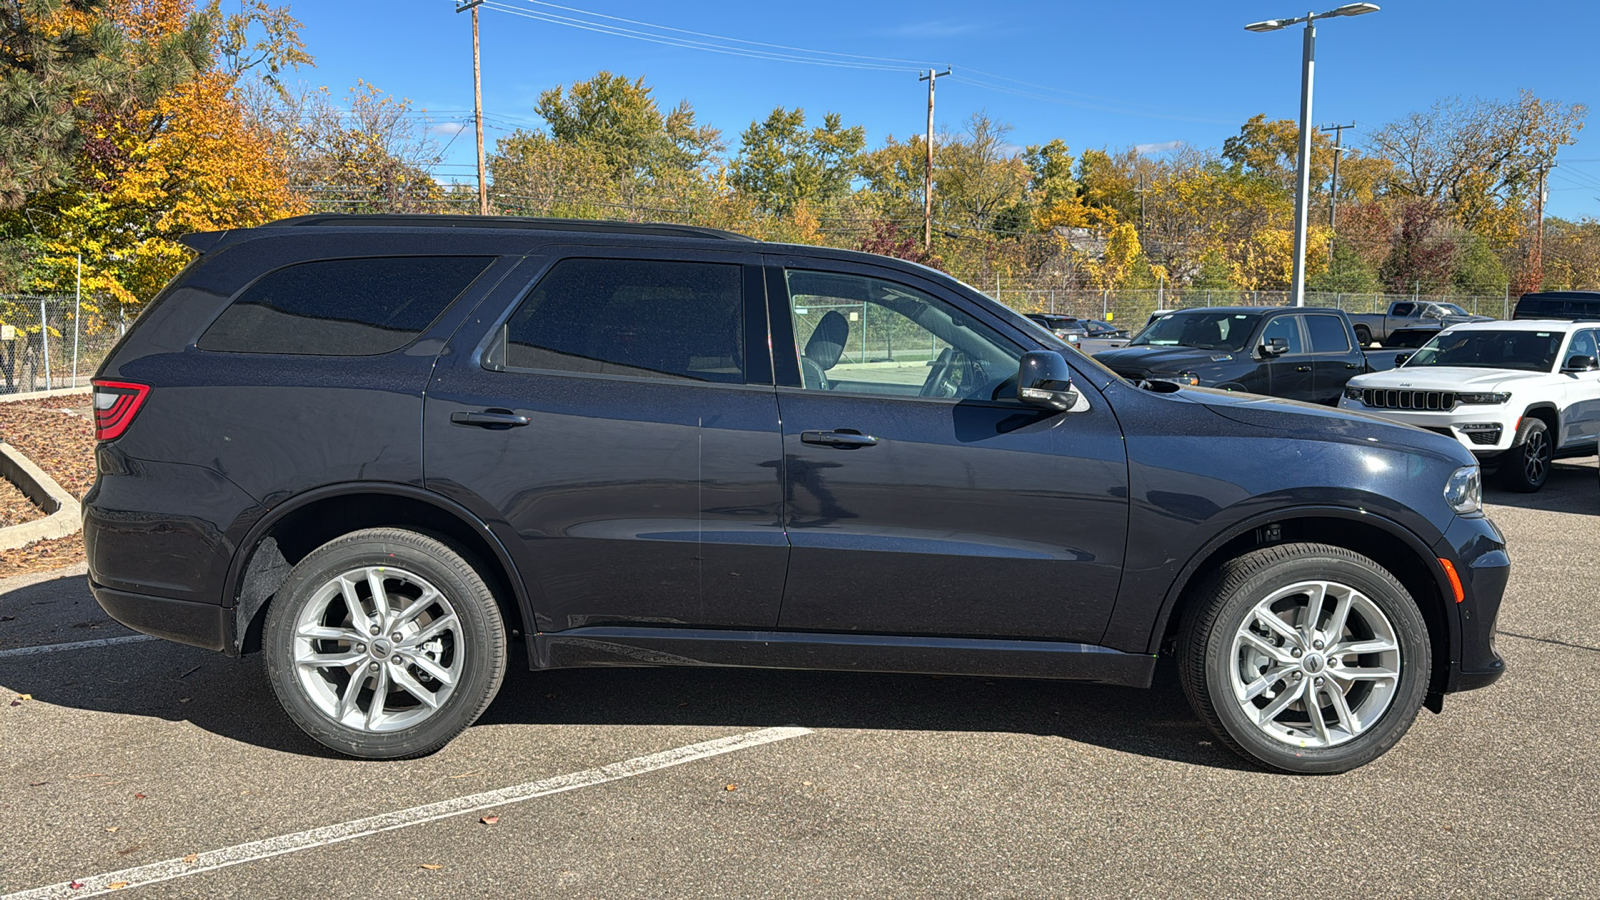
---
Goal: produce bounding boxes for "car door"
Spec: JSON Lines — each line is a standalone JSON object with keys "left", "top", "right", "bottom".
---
{"left": 1559, "top": 328, "right": 1600, "bottom": 447}
{"left": 423, "top": 248, "right": 788, "bottom": 633}
{"left": 765, "top": 257, "right": 1129, "bottom": 643}
{"left": 1303, "top": 312, "right": 1362, "bottom": 404}
{"left": 1260, "top": 314, "right": 1314, "bottom": 402}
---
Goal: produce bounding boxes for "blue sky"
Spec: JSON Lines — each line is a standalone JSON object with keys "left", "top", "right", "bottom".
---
{"left": 287, "top": 0, "right": 1599, "bottom": 220}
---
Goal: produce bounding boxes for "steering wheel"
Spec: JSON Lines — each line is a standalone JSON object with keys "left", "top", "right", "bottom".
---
{"left": 921, "top": 347, "right": 983, "bottom": 399}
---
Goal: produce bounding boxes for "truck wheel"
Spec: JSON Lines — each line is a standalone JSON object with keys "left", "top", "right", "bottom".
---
{"left": 264, "top": 528, "right": 508, "bottom": 759}
{"left": 1353, "top": 325, "right": 1372, "bottom": 347}
{"left": 1177, "top": 542, "right": 1430, "bottom": 774}
{"left": 1499, "top": 417, "right": 1551, "bottom": 493}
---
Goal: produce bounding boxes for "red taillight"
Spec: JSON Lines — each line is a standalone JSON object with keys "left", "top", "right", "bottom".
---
{"left": 92, "top": 380, "right": 151, "bottom": 441}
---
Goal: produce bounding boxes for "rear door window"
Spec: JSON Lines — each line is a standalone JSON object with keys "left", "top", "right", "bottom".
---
{"left": 199, "top": 256, "right": 493, "bottom": 355}
{"left": 1305, "top": 315, "right": 1351, "bottom": 353}
{"left": 484, "top": 258, "right": 745, "bottom": 384}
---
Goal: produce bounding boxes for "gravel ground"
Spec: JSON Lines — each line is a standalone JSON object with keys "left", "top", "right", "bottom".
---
{"left": 0, "top": 457, "right": 1594, "bottom": 898}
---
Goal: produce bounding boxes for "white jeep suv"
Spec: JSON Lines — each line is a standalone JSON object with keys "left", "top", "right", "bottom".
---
{"left": 1339, "top": 320, "right": 1600, "bottom": 492}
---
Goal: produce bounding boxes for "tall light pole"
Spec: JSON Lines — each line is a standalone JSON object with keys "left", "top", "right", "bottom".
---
{"left": 1245, "top": 3, "right": 1379, "bottom": 306}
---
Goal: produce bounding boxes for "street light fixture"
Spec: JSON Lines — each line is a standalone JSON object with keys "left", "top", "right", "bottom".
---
{"left": 1246, "top": 3, "right": 1380, "bottom": 306}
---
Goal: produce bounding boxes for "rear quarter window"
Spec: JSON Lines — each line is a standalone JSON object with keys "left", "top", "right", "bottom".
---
{"left": 198, "top": 256, "right": 494, "bottom": 355}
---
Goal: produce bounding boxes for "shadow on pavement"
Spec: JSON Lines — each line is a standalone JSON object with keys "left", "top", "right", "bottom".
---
{"left": 1483, "top": 457, "right": 1598, "bottom": 515}
{"left": 0, "top": 573, "right": 1248, "bottom": 770}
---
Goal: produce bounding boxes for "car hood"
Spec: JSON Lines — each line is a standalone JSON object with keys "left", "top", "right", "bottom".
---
{"left": 1174, "top": 386, "right": 1473, "bottom": 466}
{"left": 1094, "top": 345, "right": 1243, "bottom": 373}
{"left": 1349, "top": 366, "right": 1553, "bottom": 391}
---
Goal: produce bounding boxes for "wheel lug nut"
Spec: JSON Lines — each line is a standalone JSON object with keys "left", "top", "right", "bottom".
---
{"left": 1291, "top": 648, "right": 1303, "bottom": 658}
{"left": 355, "top": 643, "right": 365, "bottom": 652}
{"left": 1315, "top": 677, "right": 1325, "bottom": 686}
{"left": 391, "top": 633, "right": 402, "bottom": 642}
{"left": 369, "top": 626, "right": 380, "bottom": 636}
{"left": 1313, "top": 640, "right": 1324, "bottom": 650}
{"left": 1292, "top": 672, "right": 1302, "bottom": 680}
{"left": 368, "top": 662, "right": 378, "bottom": 671}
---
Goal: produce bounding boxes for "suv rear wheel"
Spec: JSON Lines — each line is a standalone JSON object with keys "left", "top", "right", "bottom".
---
{"left": 1177, "top": 543, "right": 1430, "bottom": 774}
{"left": 264, "top": 528, "right": 508, "bottom": 759}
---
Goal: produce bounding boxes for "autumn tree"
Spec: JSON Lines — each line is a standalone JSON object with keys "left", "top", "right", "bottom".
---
{"left": 1379, "top": 201, "right": 1457, "bottom": 293}
{"left": 729, "top": 107, "right": 863, "bottom": 215}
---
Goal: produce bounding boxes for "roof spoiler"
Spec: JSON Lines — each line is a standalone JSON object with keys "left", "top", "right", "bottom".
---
{"left": 177, "top": 231, "right": 228, "bottom": 254}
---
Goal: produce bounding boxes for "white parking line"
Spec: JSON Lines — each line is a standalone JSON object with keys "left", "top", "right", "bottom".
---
{"left": 1, "top": 725, "right": 812, "bottom": 899}
{"left": 0, "top": 635, "right": 156, "bottom": 659}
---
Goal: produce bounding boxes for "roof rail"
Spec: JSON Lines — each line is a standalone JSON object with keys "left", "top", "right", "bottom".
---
{"left": 265, "top": 214, "right": 755, "bottom": 242}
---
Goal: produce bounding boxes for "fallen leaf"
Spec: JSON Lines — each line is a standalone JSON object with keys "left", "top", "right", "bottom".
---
{"left": 106, "top": 826, "right": 119, "bottom": 833}
{"left": 182, "top": 854, "right": 198, "bottom": 864}
{"left": 802, "top": 781, "right": 813, "bottom": 786}
{"left": 68, "top": 880, "right": 83, "bottom": 889}
{"left": 133, "top": 793, "right": 146, "bottom": 800}
{"left": 107, "top": 883, "right": 128, "bottom": 890}
{"left": 420, "top": 864, "right": 443, "bottom": 870}
{"left": 724, "top": 784, "right": 738, "bottom": 791}
{"left": 15, "top": 693, "right": 28, "bottom": 701}
{"left": 480, "top": 815, "right": 499, "bottom": 825}
{"left": 28, "top": 781, "right": 48, "bottom": 787}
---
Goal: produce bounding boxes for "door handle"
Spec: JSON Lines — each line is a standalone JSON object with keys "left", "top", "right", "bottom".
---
{"left": 801, "top": 430, "right": 878, "bottom": 449}
{"left": 1345, "top": 363, "right": 1359, "bottom": 369}
{"left": 1295, "top": 365, "right": 1312, "bottom": 372}
{"left": 451, "top": 409, "right": 530, "bottom": 428}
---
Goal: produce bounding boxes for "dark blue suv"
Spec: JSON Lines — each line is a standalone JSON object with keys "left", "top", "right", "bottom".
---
{"left": 84, "top": 215, "right": 1507, "bottom": 773}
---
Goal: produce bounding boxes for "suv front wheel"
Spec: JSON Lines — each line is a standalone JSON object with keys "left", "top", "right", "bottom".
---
{"left": 264, "top": 528, "right": 508, "bottom": 759}
{"left": 1178, "top": 543, "right": 1430, "bottom": 774}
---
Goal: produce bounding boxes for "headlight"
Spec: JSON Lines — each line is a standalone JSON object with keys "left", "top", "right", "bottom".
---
{"left": 1343, "top": 386, "right": 1363, "bottom": 401}
{"left": 1176, "top": 371, "right": 1201, "bottom": 386}
{"left": 1457, "top": 392, "right": 1510, "bottom": 404}
{"left": 1444, "top": 465, "right": 1482, "bottom": 515}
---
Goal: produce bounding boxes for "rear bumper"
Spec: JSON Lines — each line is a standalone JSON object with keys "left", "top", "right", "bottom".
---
{"left": 90, "top": 580, "right": 231, "bottom": 653}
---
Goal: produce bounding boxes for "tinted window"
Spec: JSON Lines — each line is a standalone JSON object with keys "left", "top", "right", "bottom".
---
{"left": 1568, "top": 330, "right": 1598, "bottom": 363}
{"left": 1262, "top": 316, "right": 1304, "bottom": 354}
{"left": 199, "top": 256, "right": 492, "bottom": 355}
{"left": 1305, "top": 315, "right": 1350, "bottom": 352}
{"left": 489, "top": 258, "right": 743, "bottom": 384}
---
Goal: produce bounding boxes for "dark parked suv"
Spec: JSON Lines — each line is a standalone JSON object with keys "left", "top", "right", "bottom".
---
{"left": 85, "top": 215, "right": 1508, "bottom": 773}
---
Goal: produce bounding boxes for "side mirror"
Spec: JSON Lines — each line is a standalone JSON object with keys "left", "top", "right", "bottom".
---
{"left": 1017, "top": 350, "right": 1079, "bottom": 411}
{"left": 1393, "top": 352, "right": 1412, "bottom": 366}
{"left": 1260, "top": 336, "right": 1290, "bottom": 357}
{"left": 1562, "top": 354, "right": 1598, "bottom": 373}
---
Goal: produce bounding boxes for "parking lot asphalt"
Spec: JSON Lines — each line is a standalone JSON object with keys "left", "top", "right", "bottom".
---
{"left": 2, "top": 457, "right": 1596, "bottom": 898}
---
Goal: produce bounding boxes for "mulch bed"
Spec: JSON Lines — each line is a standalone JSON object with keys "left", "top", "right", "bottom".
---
{"left": 0, "top": 394, "right": 95, "bottom": 577}
{"left": 0, "top": 475, "right": 44, "bottom": 528}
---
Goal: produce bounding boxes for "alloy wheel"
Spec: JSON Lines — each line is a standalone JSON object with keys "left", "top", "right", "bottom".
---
{"left": 1230, "top": 580, "right": 1401, "bottom": 749}
{"left": 291, "top": 566, "right": 464, "bottom": 733}
{"left": 1522, "top": 428, "right": 1550, "bottom": 485}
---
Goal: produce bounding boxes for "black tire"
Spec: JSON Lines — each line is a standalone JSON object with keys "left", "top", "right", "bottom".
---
{"left": 1353, "top": 325, "right": 1372, "bottom": 347}
{"left": 1176, "top": 542, "right": 1431, "bottom": 775}
{"left": 1499, "top": 417, "right": 1552, "bottom": 493}
{"left": 264, "top": 528, "right": 507, "bottom": 759}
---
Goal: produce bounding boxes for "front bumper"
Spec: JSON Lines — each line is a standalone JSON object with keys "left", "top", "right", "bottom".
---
{"left": 1433, "top": 513, "right": 1509, "bottom": 693}
{"left": 1336, "top": 399, "right": 1518, "bottom": 457}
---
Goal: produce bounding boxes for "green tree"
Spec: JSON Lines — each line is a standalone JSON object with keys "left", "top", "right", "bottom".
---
{"left": 1451, "top": 236, "right": 1507, "bottom": 295}
{"left": 534, "top": 71, "right": 721, "bottom": 184}
{"left": 729, "top": 107, "right": 863, "bottom": 215}
{"left": 1309, "top": 242, "right": 1382, "bottom": 293}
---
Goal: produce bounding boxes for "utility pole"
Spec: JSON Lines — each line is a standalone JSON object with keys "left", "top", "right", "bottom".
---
{"left": 919, "top": 67, "right": 951, "bottom": 252}
{"left": 456, "top": 0, "right": 488, "bottom": 215}
{"left": 1135, "top": 169, "right": 1147, "bottom": 232}
{"left": 1532, "top": 162, "right": 1553, "bottom": 289}
{"left": 1320, "top": 122, "right": 1355, "bottom": 232}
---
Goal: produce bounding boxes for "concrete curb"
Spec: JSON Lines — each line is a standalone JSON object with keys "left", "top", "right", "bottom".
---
{"left": 0, "top": 441, "right": 82, "bottom": 551}
{"left": 0, "top": 386, "right": 92, "bottom": 404}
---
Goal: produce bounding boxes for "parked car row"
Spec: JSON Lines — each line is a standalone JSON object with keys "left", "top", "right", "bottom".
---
{"left": 1090, "top": 293, "right": 1600, "bottom": 494}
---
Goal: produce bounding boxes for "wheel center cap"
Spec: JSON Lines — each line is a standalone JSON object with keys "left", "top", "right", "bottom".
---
{"left": 1302, "top": 653, "right": 1325, "bottom": 674}
{"left": 370, "top": 639, "right": 391, "bottom": 659}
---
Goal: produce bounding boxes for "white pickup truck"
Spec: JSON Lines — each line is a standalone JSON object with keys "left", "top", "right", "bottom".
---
{"left": 1338, "top": 319, "right": 1600, "bottom": 492}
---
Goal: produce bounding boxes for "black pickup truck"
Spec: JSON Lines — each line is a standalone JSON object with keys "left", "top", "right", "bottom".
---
{"left": 1094, "top": 306, "right": 1405, "bottom": 405}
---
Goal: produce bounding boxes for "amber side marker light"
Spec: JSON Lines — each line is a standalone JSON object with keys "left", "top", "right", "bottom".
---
{"left": 1438, "top": 558, "right": 1465, "bottom": 603}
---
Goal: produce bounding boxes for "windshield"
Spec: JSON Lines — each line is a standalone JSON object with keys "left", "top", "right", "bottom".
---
{"left": 1406, "top": 329, "right": 1565, "bottom": 372}
{"left": 1129, "top": 311, "right": 1262, "bottom": 352}
{"left": 1436, "top": 303, "right": 1469, "bottom": 316}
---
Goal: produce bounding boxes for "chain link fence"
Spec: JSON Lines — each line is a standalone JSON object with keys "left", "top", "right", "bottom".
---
{"left": 988, "top": 288, "right": 1516, "bottom": 330}
{"left": 0, "top": 296, "right": 125, "bottom": 396}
